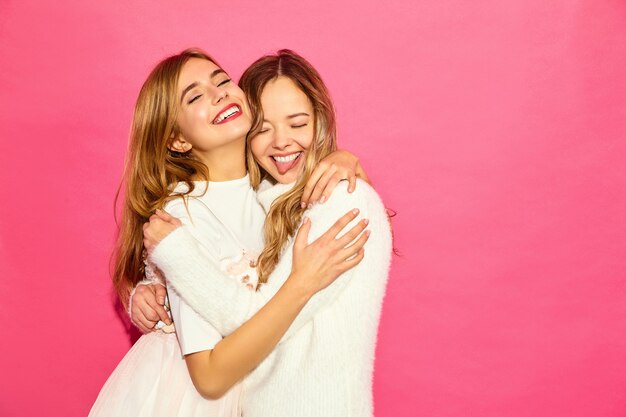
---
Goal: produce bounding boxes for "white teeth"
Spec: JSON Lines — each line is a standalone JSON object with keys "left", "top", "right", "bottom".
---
{"left": 214, "top": 106, "right": 240, "bottom": 123}
{"left": 273, "top": 153, "right": 301, "bottom": 163}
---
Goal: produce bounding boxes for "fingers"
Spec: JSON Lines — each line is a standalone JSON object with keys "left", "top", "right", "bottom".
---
{"left": 137, "top": 301, "right": 162, "bottom": 328}
{"left": 340, "top": 248, "right": 365, "bottom": 271}
{"left": 143, "top": 216, "right": 178, "bottom": 252}
{"left": 321, "top": 209, "right": 359, "bottom": 241}
{"left": 301, "top": 164, "right": 329, "bottom": 208}
{"left": 308, "top": 164, "right": 337, "bottom": 205}
{"left": 132, "top": 319, "right": 153, "bottom": 334}
{"left": 337, "top": 228, "right": 370, "bottom": 261}
{"left": 156, "top": 209, "right": 182, "bottom": 227}
{"left": 335, "top": 218, "right": 369, "bottom": 248}
{"left": 135, "top": 315, "right": 158, "bottom": 333}
{"left": 155, "top": 209, "right": 173, "bottom": 221}
{"left": 146, "top": 294, "right": 171, "bottom": 325}
{"left": 150, "top": 285, "right": 171, "bottom": 324}
{"left": 154, "top": 284, "right": 167, "bottom": 306}
{"left": 131, "top": 284, "right": 165, "bottom": 330}
{"left": 293, "top": 217, "right": 311, "bottom": 252}
{"left": 319, "top": 176, "right": 340, "bottom": 204}
{"left": 131, "top": 301, "right": 158, "bottom": 333}
{"left": 348, "top": 173, "right": 357, "bottom": 193}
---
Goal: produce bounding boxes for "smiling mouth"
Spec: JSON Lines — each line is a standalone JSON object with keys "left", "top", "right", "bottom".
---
{"left": 213, "top": 105, "right": 241, "bottom": 124}
{"left": 271, "top": 152, "right": 303, "bottom": 175}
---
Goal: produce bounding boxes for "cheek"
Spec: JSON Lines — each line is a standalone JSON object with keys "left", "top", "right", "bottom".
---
{"left": 250, "top": 137, "right": 269, "bottom": 160}
{"left": 193, "top": 106, "right": 210, "bottom": 122}
{"left": 297, "top": 128, "right": 315, "bottom": 150}
{"left": 179, "top": 108, "right": 203, "bottom": 132}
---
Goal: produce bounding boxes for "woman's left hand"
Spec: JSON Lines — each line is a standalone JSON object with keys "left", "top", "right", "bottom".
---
{"left": 301, "top": 149, "right": 365, "bottom": 208}
{"left": 143, "top": 209, "right": 182, "bottom": 254}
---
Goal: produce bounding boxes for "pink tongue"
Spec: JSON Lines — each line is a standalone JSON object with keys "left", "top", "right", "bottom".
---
{"left": 274, "top": 156, "right": 299, "bottom": 175}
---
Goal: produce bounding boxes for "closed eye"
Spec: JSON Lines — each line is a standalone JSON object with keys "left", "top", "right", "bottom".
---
{"left": 218, "top": 79, "right": 231, "bottom": 87}
{"left": 292, "top": 123, "right": 308, "bottom": 128}
{"left": 188, "top": 94, "right": 202, "bottom": 104}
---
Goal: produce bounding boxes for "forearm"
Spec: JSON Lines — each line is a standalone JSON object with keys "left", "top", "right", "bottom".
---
{"left": 154, "top": 225, "right": 353, "bottom": 343}
{"left": 186, "top": 277, "right": 310, "bottom": 398}
{"left": 153, "top": 186, "right": 373, "bottom": 340}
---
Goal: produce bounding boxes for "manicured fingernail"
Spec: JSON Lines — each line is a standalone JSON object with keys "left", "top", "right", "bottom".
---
{"left": 363, "top": 219, "right": 369, "bottom": 225}
{"left": 301, "top": 201, "right": 307, "bottom": 208}
{"left": 303, "top": 217, "right": 310, "bottom": 224}
{"left": 308, "top": 203, "right": 313, "bottom": 209}
{"left": 365, "top": 230, "right": 371, "bottom": 236}
{"left": 320, "top": 195, "right": 326, "bottom": 204}
{"left": 352, "top": 208, "right": 360, "bottom": 215}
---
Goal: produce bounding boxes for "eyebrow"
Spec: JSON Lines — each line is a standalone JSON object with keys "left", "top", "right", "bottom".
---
{"left": 180, "top": 69, "right": 227, "bottom": 103}
{"left": 287, "top": 112, "right": 310, "bottom": 119}
{"left": 262, "top": 112, "right": 310, "bottom": 122}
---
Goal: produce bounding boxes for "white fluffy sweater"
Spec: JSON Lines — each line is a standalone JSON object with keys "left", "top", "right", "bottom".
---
{"left": 151, "top": 179, "right": 392, "bottom": 417}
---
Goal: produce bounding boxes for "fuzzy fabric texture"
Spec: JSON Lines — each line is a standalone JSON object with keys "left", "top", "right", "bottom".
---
{"left": 150, "top": 179, "right": 392, "bottom": 417}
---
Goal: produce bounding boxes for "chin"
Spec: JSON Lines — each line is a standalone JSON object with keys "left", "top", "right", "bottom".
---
{"left": 223, "top": 120, "right": 252, "bottom": 140}
{"left": 274, "top": 172, "right": 299, "bottom": 184}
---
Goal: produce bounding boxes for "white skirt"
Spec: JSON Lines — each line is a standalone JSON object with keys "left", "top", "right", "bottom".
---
{"left": 89, "top": 332, "right": 241, "bottom": 417}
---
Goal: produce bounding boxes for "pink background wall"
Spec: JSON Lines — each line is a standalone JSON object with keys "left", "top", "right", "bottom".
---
{"left": 1, "top": 0, "right": 625, "bottom": 416}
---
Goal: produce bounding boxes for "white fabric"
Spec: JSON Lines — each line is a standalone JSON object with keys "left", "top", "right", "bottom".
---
{"left": 88, "top": 332, "right": 242, "bottom": 417}
{"left": 165, "top": 175, "right": 264, "bottom": 355}
{"left": 89, "top": 174, "right": 264, "bottom": 417}
{"left": 151, "top": 179, "right": 392, "bottom": 417}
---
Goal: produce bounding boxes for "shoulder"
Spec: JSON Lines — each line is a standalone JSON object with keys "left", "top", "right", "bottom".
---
{"left": 304, "top": 179, "right": 392, "bottom": 257}
{"left": 308, "top": 179, "right": 386, "bottom": 218}
{"left": 163, "top": 195, "right": 206, "bottom": 227}
{"left": 163, "top": 196, "right": 190, "bottom": 219}
{"left": 304, "top": 179, "right": 390, "bottom": 243}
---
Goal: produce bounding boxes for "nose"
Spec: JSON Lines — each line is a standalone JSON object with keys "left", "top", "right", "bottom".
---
{"left": 210, "top": 84, "right": 228, "bottom": 105}
{"left": 272, "top": 126, "right": 292, "bottom": 150}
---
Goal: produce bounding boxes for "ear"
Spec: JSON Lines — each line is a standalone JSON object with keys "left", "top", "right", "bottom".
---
{"left": 168, "top": 132, "right": 192, "bottom": 153}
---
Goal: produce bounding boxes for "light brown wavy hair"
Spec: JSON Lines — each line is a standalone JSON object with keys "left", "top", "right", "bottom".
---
{"left": 113, "top": 49, "right": 217, "bottom": 308}
{"left": 239, "top": 49, "right": 337, "bottom": 284}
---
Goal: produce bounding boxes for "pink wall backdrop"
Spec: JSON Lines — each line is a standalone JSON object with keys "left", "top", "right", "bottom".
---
{"left": 1, "top": 0, "right": 625, "bottom": 416}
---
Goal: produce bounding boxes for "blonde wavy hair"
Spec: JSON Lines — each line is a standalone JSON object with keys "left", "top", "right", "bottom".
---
{"left": 239, "top": 50, "right": 338, "bottom": 284}
{"left": 113, "top": 49, "right": 217, "bottom": 308}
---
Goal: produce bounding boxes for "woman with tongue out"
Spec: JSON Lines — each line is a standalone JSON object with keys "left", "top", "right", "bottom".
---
{"left": 89, "top": 48, "right": 370, "bottom": 417}
{"left": 142, "top": 50, "right": 392, "bottom": 417}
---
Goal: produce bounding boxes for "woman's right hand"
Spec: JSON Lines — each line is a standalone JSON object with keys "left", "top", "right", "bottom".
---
{"left": 130, "top": 283, "right": 171, "bottom": 333}
{"left": 290, "top": 209, "right": 370, "bottom": 295}
{"left": 143, "top": 209, "right": 182, "bottom": 255}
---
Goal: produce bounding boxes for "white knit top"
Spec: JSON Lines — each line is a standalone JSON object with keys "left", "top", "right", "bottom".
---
{"left": 150, "top": 179, "right": 392, "bottom": 417}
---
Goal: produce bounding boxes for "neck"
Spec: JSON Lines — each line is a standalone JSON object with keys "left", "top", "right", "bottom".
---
{"left": 193, "top": 137, "right": 246, "bottom": 181}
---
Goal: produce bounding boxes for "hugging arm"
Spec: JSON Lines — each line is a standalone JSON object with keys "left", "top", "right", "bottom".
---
{"left": 300, "top": 149, "right": 371, "bottom": 207}
{"left": 170, "top": 216, "right": 365, "bottom": 399}
{"left": 130, "top": 148, "right": 368, "bottom": 331}
{"left": 150, "top": 184, "right": 372, "bottom": 340}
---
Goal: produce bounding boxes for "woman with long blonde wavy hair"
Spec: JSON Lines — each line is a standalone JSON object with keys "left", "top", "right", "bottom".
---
{"left": 89, "top": 48, "right": 371, "bottom": 417}
{"left": 142, "top": 49, "right": 392, "bottom": 417}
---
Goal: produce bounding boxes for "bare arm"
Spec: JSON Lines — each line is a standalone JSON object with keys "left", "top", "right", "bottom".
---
{"left": 130, "top": 151, "right": 369, "bottom": 332}
{"left": 153, "top": 213, "right": 368, "bottom": 399}
{"left": 148, "top": 183, "right": 374, "bottom": 340}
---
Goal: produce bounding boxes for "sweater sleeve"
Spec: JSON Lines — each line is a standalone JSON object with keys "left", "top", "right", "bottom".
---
{"left": 151, "top": 225, "right": 288, "bottom": 336}
{"left": 150, "top": 180, "right": 390, "bottom": 340}
{"left": 272, "top": 180, "right": 391, "bottom": 340}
